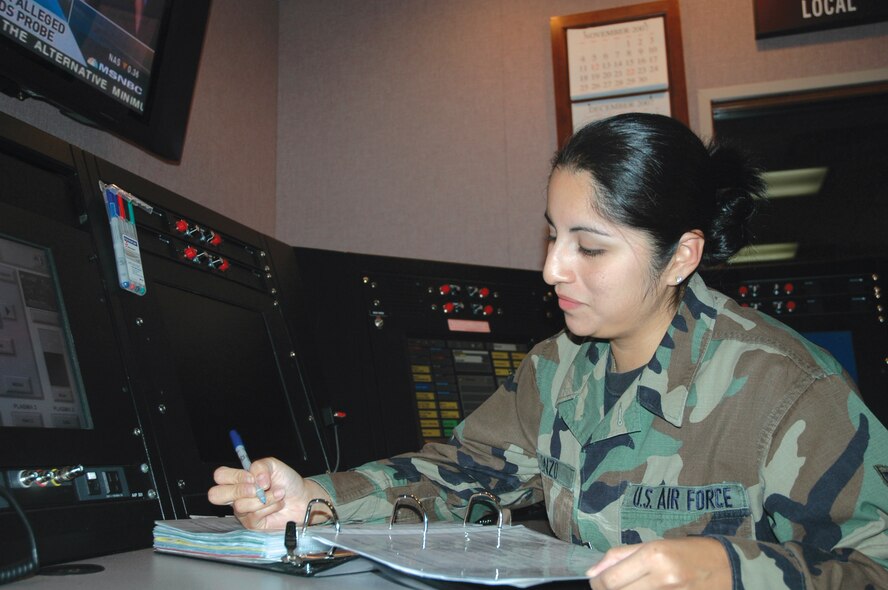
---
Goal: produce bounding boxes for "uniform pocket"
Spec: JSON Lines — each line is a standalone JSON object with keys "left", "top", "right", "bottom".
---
{"left": 537, "top": 452, "right": 577, "bottom": 541}
{"left": 620, "top": 482, "right": 752, "bottom": 544}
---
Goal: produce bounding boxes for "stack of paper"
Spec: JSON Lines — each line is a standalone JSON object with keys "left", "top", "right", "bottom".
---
{"left": 153, "top": 517, "right": 286, "bottom": 563}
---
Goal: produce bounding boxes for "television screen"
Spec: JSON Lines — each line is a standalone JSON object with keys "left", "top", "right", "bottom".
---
{"left": 0, "top": 0, "right": 210, "bottom": 161}
{"left": 1, "top": 0, "right": 168, "bottom": 114}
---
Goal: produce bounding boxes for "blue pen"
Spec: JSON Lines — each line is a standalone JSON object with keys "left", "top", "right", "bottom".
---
{"left": 229, "top": 429, "right": 267, "bottom": 504}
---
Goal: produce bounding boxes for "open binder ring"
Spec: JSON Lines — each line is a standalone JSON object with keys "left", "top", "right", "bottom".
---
{"left": 464, "top": 491, "right": 508, "bottom": 529}
{"left": 389, "top": 494, "right": 430, "bottom": 549}
{"left": 302, "top": 498, "right": 341, "bottom": 537}
{"left": 281, "top": 498, "right": 342, "bottom": 567}
{"left": 389, "top": 494, "right": 429, "bottom": 535}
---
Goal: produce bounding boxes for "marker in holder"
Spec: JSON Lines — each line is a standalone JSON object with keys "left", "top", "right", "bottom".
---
{"left": 100, "top": 182, "right": 147, "bottom": 296}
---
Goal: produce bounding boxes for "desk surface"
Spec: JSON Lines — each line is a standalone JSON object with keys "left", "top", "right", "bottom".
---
{"left": 13, "top": 549, "right": 411, "bottom": 590}
{"left": 12, "top": 537, "right": 592, "bottom": 590}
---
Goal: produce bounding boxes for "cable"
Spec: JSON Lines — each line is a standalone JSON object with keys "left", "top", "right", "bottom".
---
{"left": 331, "top": 423, "right": 341, "bottom": 473}
{"left": 0, "top": 486, "right": 39, "bottom": 585}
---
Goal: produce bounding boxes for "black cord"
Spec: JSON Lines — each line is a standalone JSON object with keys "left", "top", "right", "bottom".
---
{"left": 0, "top": 486, "right": 39, "bottom": 585}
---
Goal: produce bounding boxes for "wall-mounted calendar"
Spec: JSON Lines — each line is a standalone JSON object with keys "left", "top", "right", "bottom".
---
{"left": 567, "top": 16, "right": 669, "bottom": 102}
{"left": 550, "top": 0, "right": 688, "bottom": 145}
{"left": 571, "top": 91, "right": 672, "bottom": 131}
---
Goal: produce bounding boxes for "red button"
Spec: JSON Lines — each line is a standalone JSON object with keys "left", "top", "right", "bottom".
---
{"left": 784, "top": 282, "right": 794, "bottom": 295}
{"left": 175, "top": 219, "right": 189, "bottom": 233}
{"left": 479, "top": 287, "right": 490, "bottom": 298}
{"left": 442, "top": 302, "right": 455, "bottom": 314}
{"left": 738, "top": 285, "right": 749, "bottom": 297}
{"left": 209, "top": 234, "right": 223, "bottom": 246}
{"left": 183, "top": 246, "right": 198, "bottom": 260}
{"left": 439, "top": 285, "right": 451, "bottom": 295}
{"left": 786, "top": 300, "right": 797, "bottom": 312}
{"left": 483, "top": 305, "right": 494, "bottom": 316}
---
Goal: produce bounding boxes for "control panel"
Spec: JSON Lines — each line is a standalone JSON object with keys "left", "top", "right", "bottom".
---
{"left": 0, "top": 114, "right": 164, "bottom": 565}
{"left": 361, "top": 270, "right": 558, "bottom": 333}
{"left": 728, "top": 271, "right": 882, "bottom": 319}
{"left": 293, "top": 247, "right": 564, "bottom": 466}
{"left": 3, "top": 464, "right": 138, "bottom": 507}
{"left": 130, "top": 202, "right": 275, "bottom": 293}
{"left": 409, "top": 338, "right": 528, "bottom": 443}
{"left": 88, "top": 157, "right": 332, "bottom": 519}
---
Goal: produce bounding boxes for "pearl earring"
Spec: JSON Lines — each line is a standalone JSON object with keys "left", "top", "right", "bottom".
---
{"left": 676, "top": 275, "right": 683, "bottom": 285}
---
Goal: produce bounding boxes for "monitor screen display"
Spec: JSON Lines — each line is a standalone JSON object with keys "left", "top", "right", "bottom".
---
{"left": 0, "top": 0, "right": 169, "bottom": 115}
{"left": 0, "top": 233, "right": 91, "bottom": 429}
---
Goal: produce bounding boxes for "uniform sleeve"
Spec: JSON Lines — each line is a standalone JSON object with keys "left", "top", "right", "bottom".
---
{"left": 308, "top": 353, "right": 546, "bottom": 524}
{"left": 713, "top": 374, "right": 888, "bottom": 588}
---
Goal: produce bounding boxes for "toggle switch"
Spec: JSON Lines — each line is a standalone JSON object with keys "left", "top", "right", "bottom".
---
{"left": 208, "top": 255, "right": 230, "bottom": 272}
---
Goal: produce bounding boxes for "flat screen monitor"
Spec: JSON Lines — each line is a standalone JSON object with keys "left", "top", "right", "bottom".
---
{"left": 0, "top": 0, "right": 211, "bottom": 161}
{"left": 0, "top": 233, "right": 91, "bottom": 429}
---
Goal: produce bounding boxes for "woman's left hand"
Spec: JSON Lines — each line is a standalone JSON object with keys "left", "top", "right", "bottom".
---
{"left": 587, "top": 537, "right": 732, "bottom": 590}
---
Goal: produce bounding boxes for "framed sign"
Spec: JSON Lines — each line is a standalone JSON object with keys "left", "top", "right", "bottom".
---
{"left": 550, "top": 0, "right": 688, "bottom": 147}
{"left": 754, "top": 0, "right": 888, "bottom": 39}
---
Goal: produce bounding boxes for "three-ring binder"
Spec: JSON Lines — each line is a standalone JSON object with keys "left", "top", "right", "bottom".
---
{"left": 274, "top": 491, "right": 511, "bottom": 576}
{"left": 283, "top": 491, "right": 512, "bottom": 569}
{"left": 300, "top": 492, "right": 599, "bottom": 586}
{"left": 155, "top": 490, "right": 597, "bottom": 584}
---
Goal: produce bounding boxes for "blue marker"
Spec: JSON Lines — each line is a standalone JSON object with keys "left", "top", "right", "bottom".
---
{"left": 229, "top": 429, "right": 267, "bottom": 504}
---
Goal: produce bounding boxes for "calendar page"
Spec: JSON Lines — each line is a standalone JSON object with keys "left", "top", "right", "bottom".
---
{"left": 571, "top": 91, "right": 671, "bottom": 131}
{"left": 567, "top": 16, "right": 669, "bottom": 101}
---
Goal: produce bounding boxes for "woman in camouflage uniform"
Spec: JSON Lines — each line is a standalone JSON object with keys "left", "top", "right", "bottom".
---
{"left": 210, "top": 113, "right": 888, "bottom": 589}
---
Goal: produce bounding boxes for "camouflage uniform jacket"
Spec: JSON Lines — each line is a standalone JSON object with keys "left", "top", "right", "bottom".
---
{"left": 311, "top": 274, "right": 888, "bottom": 588}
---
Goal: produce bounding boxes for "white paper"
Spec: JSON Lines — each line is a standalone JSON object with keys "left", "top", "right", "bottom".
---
{"left": 309, "top": 523, "right": 602, "bottom": 587}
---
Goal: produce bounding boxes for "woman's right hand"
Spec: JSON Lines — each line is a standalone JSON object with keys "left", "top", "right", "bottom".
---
{"left": 207, "top": 456, "right": 332, "bottom": 530}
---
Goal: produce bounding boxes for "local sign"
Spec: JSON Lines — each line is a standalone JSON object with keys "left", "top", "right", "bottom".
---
{"left": 754, "top": 0, "right": 888, "bottom": 38}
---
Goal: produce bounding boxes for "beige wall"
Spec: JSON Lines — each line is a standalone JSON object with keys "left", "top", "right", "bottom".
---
{"left": 0, "top": 0, "right": 279, "bottom": 236}
{"left": 276, "top": 0, "right": 888, "bottom": 270}
{"left": 1, "top": 1, "right": 885, "bottom": 269}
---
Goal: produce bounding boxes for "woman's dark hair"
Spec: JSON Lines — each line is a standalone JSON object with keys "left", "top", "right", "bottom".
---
{"left": 551, "top": 113, "right": 765, "bottom": 274}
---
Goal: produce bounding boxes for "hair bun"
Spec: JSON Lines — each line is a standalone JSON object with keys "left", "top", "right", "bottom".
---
{"left": 703, "top": 142, "right": 766, "bottom": 265}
